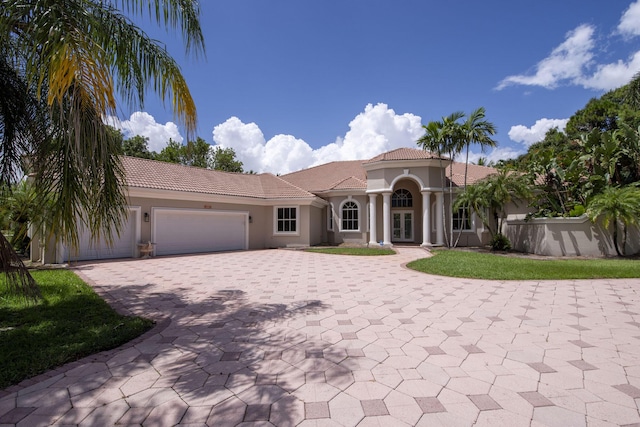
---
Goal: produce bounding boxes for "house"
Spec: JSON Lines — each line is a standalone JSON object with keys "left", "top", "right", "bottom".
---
{"left": 31, "top": 147, "right": 498, "bottom": 263}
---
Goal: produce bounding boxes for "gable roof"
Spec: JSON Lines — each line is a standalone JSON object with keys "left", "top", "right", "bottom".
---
{"left": 122, "top": 156, "right": 315, "bottom": 199}
{"left": 280, "top": 160, "right": 368, "bottom": 192}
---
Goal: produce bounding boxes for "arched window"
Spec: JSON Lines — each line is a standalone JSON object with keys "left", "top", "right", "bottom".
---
{"left": 392, "top": 189, "right": 413, "bottom": 208}
{"left": 341, "top": 200, "right": 359, "bottom": 231}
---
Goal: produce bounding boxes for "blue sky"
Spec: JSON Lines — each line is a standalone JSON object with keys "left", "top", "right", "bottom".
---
{"left": 110, "top": 0, "right": 640, "bottom": 174}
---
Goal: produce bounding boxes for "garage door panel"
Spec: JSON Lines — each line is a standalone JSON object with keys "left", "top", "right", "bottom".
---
{"left": 154, "top": 209, "right": 247, "bottom": 256}
{"left": 64, "top": 211, "right": 138, "bottom": 261}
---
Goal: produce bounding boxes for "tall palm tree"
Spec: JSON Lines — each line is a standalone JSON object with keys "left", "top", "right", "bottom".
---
{"left": 453, "top": 107, "right": 497, "bottom": 246}
{"left": 586, "top": 185, "right": 640, "bottom": 257}
{"left": 0, "top": 0, "right": 204, "bottom": 296}
{"left": 417, "top": 120, "right": 450, "bottom": 246}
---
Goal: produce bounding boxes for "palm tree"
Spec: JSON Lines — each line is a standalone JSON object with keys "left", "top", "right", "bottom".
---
{"left": 586, "top": 185, "right": 640, "bottom": 257}
{"left": 454, "top": 107, "right": 497, "bottom": 246}
{"left": 417, "top": 120, "right": 450, "bottom": 246}
{"left": 0, "top": 0, "right": 204, "bottom": 296}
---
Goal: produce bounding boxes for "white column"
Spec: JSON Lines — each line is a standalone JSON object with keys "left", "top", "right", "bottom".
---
{"left": 435, "top": 191, "right": 444, "bottom": 246}
{"left": 368, "top": 194, "right": 378, "bottom": 245}
{"left": 421, "top": 191, "right": 431, "bottom": 246}
{"left": 382, "top": 192, "right": 392, "bottom": 246}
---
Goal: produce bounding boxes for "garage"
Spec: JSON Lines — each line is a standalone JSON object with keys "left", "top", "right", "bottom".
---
{"left": 152, "top": 208, "right": 248, "bottom": 256}
{"left": 62, "top": 207, "right": 140, "bottom": 262}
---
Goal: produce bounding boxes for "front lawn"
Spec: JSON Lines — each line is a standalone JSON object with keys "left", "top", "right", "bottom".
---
{"left": 0, "top": 270, "right": 153, "bottom": 388}
{"left": 407, "top": 250, "right": 640, "bottom": 280}
{"left": 306, "top": 247, "right": 396, "bottom": 256}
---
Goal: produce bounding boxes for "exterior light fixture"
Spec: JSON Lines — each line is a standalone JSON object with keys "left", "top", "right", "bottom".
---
{"left": 144, "top": 212, "right": 150, "bottom": 222}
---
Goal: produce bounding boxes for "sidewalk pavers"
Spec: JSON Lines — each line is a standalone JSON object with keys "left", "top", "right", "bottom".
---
{"left": 1, "top": 248, "right": 639, "bottom": 426}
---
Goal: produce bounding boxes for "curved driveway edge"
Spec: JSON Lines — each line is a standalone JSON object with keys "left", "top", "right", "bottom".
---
{"left": 1, "top": 247, "right": 640, "bottom": 426}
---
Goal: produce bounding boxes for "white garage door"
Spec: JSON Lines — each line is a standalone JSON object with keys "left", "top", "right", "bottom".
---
{"left": 153, "top": 208, "right": 248, "bottom": 256}
{"left": 63, "top": 208, "right": 139, "bottom": 262}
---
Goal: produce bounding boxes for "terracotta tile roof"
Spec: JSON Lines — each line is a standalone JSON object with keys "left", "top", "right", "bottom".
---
{"left": 280, "top": 160, "right": 367, "bottom": 192}
{"left": 122, "top": 156, "right": 315, "bottom": 199}
{"left": 447, "top": 162, "right": 497, "bottom": 186}
{"left": 364, "top": 147, "right": 447, "bottom": 163}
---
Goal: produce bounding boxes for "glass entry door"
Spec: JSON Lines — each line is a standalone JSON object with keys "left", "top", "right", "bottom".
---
{"left": 392, "top": 211, "right": 413, "bottom": 242}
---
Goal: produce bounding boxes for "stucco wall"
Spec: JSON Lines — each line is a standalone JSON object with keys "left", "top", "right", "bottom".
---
{"left": 505, "top": 215, "right": 640, "bottom": 256}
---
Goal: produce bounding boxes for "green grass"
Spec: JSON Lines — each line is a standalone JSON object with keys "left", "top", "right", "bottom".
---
{"left": 407, "top": 250, "right": 640, "bottom": 280}
{"left": 0, "top": 270, "right": 153, "bottom": 388}
{"left": 306, "top": 247, "right": 396, "bottom": 256}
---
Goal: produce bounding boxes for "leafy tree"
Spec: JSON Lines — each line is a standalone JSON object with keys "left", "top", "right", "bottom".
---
{"left": 0, "top": 1, "right": 204, "bottom": 296}
{"left": 155, "top": 139, "right": 185, "bottom": 164}
{"left": 565, "top": 86, "right": 640, "bottom": 138}
{"left": 211, "top": 147, "right": 244, "bottom": 173}
{"left": 586, "top": 185, "right": 640, "bottom": 256}
{"left": 183, "top": 137, "right": 212, "bottom": 168}
{"left": 122, "top": 135, "right": 153, "bottom": 159}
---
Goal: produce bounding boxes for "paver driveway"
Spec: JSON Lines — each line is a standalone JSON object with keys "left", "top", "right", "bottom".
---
{"left": 2, "top": 247, "right": 640, "bottom": 426}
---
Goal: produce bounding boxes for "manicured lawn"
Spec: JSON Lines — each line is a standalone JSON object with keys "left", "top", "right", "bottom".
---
{"left": 0, "top": 270, "right": 153, "bottom": 388}
{"left": 306, "top": 247, "right": 396, "bottom": 256}
{"left": 407, "top": 249, "right": 640, "bottom": 280}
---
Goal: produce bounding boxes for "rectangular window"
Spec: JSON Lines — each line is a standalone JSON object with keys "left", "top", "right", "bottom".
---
{"left": 327, "top": 205, "right": 334, "bottom": 231}
{"left": 452, "top": 206, "right": 472, "bottom": 231}
{"left": 275, "top": 207, "right": 297, "bottom": 234}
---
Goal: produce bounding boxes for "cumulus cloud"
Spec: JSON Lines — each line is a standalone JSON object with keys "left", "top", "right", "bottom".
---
{"left": 618, "top": 0, "right": 640, "bottom": 38}
{"left": 467, "top": 147, "right": 526, "bottom": 165}
{"left": 212, "top": 103, "right": 424, "bottom": 174}
{"left": 106, "top": 112, "right": 183, "bottom": 153}
{"left": 497, "top": 2, "right": 640, "bottom": 93}
{"left": 508, "top": 118, "right": 569, "bottom": 146}
{"left": 578, "top": 50, "right": 640, "bottom": 90}
{"left": 496, "top": 24, "right": 595, "bottom": 90}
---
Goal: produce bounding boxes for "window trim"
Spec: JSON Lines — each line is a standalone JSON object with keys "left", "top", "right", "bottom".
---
{"left": 273, "top": 206, "right": 300, "bottom": 236}
{"left": 392, "top": 188, "right": 413, "bottom": 208}
{"left": 339, "top": 199, "right": 361, "bottom": 232}
{"left": 452, "top": 206, "right": 474, "bottom": 232}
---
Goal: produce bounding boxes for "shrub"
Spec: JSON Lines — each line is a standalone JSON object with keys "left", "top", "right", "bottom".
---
{"left": 490, "top": 233, "right": 511, "bottom": 251}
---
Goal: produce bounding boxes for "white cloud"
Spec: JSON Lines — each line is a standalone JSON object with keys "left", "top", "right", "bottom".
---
{"left": 618, "top": 0, "right": 640, "bottom": 38}
{"left": 212, "top": 103, "right": 424, "bottom": 174}
{"left": 578, "top": 50, "right": 640, "bottom": 90}
{"left": 107, "top": 112, "right": 183, "bottom": 153}
{"left": 468, "top": 147, "right": 525, "bottom": 165}
{"left": 508, "top": 118, "right": 569, "bottom": 146}
{"left": 496, "top": 24, "right": 595, "bottom": 90}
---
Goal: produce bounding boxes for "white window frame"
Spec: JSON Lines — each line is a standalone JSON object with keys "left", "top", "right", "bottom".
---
{"left": 274, "top": 206, "right": 299, "bottom": 236}
{"left": 452, "top": 206, "right": 474, "bottom": 232}
{"left": 339, "top": 199, "right": 360, "bottom": 232}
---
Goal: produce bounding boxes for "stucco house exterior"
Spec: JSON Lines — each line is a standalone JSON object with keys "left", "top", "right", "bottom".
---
{"left": 31, "top": 147, "right": 498, "bottom": 263}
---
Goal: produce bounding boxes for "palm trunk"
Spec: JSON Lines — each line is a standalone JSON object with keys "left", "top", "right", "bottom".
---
{"left": 0, "top": 232, "right": 40, "bottom": 301}
{"left": 613, "top": 222, "right": 623, "bottom": 257}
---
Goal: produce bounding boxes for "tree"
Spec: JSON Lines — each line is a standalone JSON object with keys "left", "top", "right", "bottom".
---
{"left": 155, "top": 139, "right": 185, "bottom": 164}
{"left": 586, "top": 185, "right": 640, "bottom": 257}
{"left": 211, "top": 147, "right": 244, "bottom": 173}
{"left": 454, "top": 107, "right": 497, "bottom": 246}
{"left": 417, "top": 120, "right": 452, "bottom": 246}
{"left": 0, "top": 0, "right": 204, "bottom": 296}
{"left": 183, "top": 137, "right": 212, "bottom": 168}
{"left": 122, "top": 135, "right": 152, "bottom": 159}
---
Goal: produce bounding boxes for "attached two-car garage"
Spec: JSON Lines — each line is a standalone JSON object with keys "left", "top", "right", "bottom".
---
{"left": 61, "top": 207, "right": 249, "bottom": 261}
{"left": 152, "top": 208, "right": 248, "bottom": 256}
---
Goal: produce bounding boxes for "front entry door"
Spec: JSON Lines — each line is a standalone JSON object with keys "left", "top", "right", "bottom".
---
{"left": 392, "top": 211, "right": 413, "bottom": 242}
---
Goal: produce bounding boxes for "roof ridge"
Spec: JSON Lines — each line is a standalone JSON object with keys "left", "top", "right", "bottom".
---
{"left": 122, "top": 155, "right": 248, "bottom": 176}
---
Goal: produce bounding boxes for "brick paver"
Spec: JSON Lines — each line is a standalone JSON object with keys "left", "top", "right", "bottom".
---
{"left": 1, "top": 247, "right": 639, "bottom": 426}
